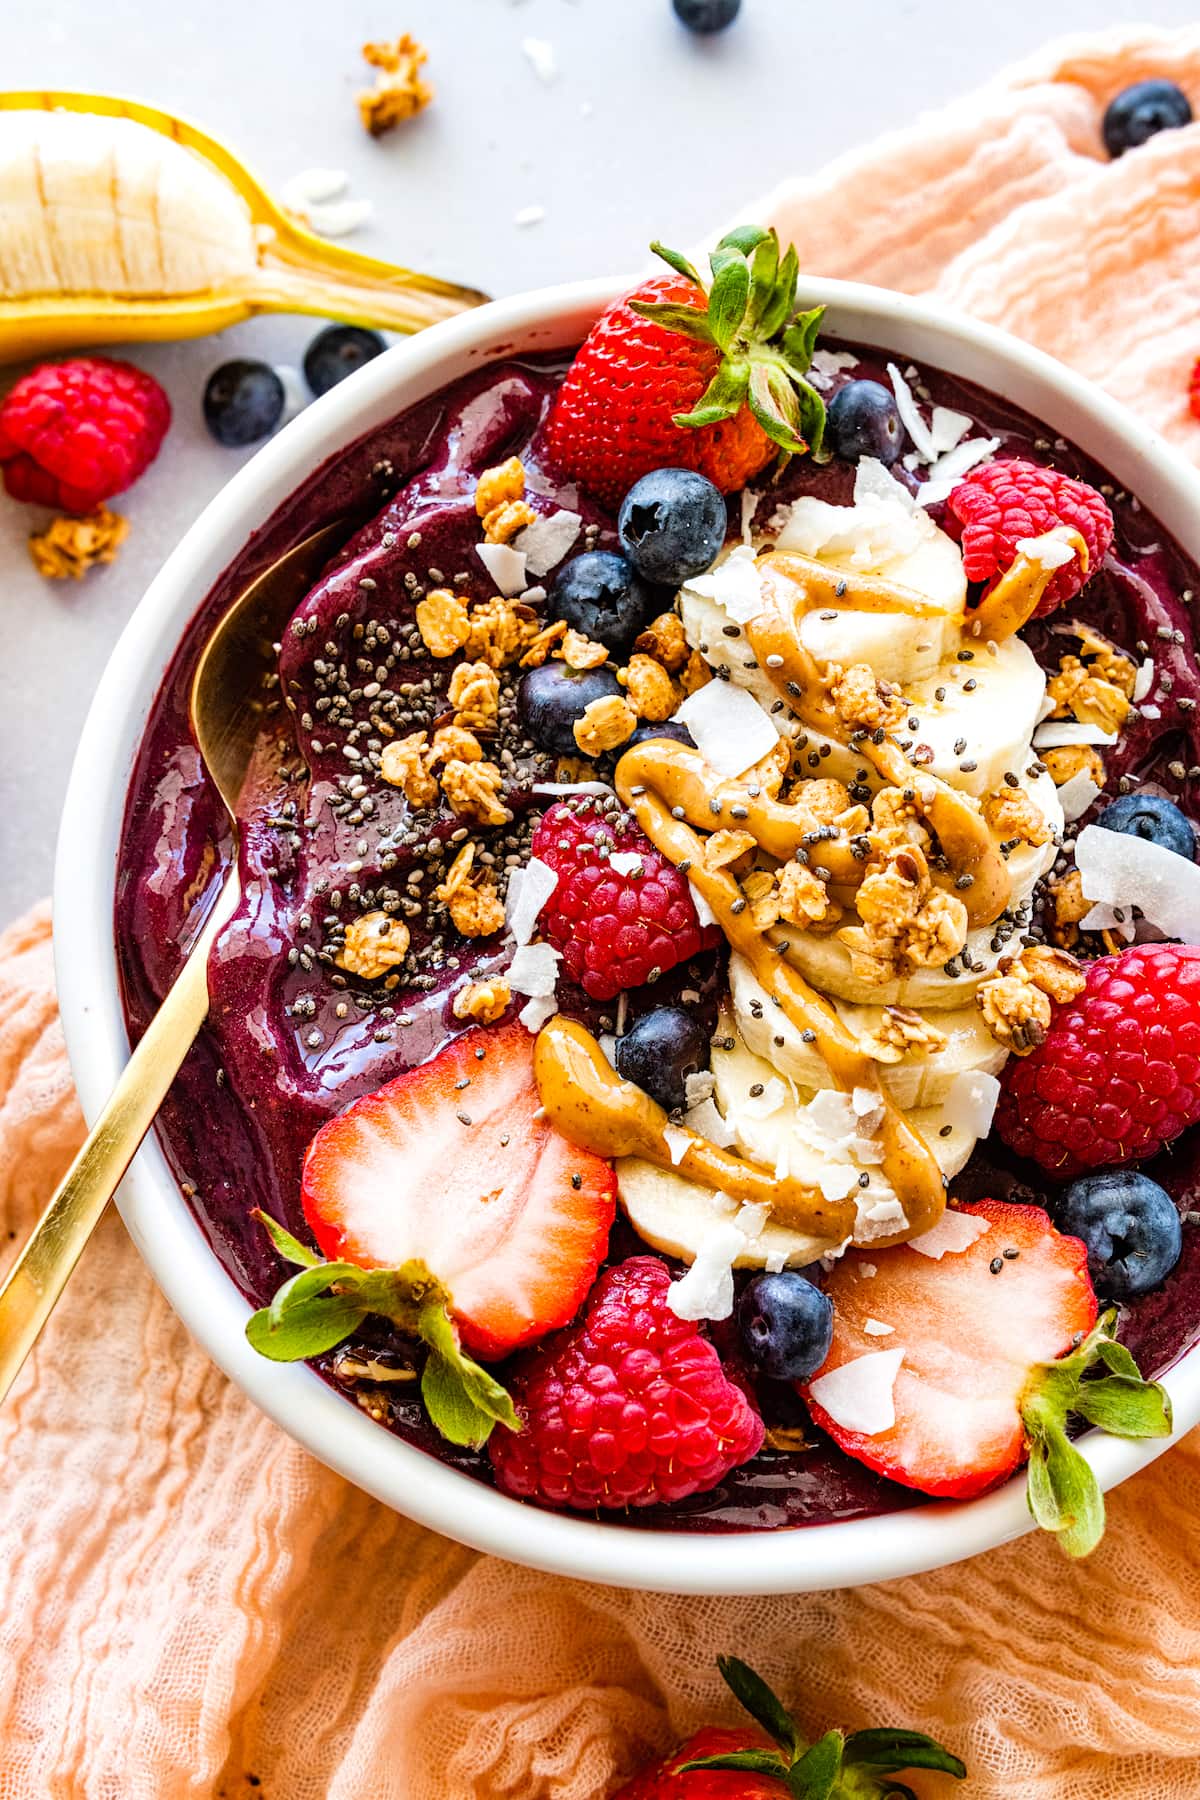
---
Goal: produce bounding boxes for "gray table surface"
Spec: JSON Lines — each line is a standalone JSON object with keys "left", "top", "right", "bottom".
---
{"left": 2, "top": 0, "right": 1194, "bottom": 923}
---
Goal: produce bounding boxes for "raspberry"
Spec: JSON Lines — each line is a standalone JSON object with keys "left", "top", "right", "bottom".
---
{"left": 995, "top": 942, "right": 1200, "bottom": 1177}
{"left": 488, "top": 1256, "right": 764, "bottom": 1510}
{"left": 531, "top": 798, "right": 720, "bottom": 1001}
{"left": 0, "top": 356, "right": 171, "bottom": 513}
{"left": 946, "top": 458, "right": 1114, "bottom": 617}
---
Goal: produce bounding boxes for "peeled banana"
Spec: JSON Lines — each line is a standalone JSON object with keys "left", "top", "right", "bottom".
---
{"left": 0, "top": 93, "right": 486, "bottom": 362}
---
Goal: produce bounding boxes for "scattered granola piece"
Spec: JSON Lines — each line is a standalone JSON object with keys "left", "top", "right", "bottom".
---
{"left": 1046, "top": 867, "right": 1091, "bottom": 949}
{"left": 634, "top": 611, "right": 690, "bottom": 673}
{"left": 453, "top": 977, "right": 512, "bottom": 1024}
{"left": 415, "top": 587, "right": 470, "bottom": 658}
{"left": 1020, "top": 943, "right": 1087, "bottom": 1004}
{"left": 337, "top": 910, "right": 411, "bottom": 980}
{"left": 704, "top": 828, "right": 757, "bottom": 870}
{"left": 679, "top": 648, "right": 712, "bottom": 696}
{"left": 776, "top": 859, "right": 837, "bottom": 928}
{"left": 436, "top": 843, "right": 506, "bottom": 936}
{"left": 1042, "top": 743, "right": 1105, "bottom": 787}
{"left": 428, "top": 724, "right": 483, "bottom": 767}
{"left": 559, "top": 629, "right": 609, "bottom": 671}
{"left": 982, "top": 785, "right": 1052, "bottom": 847}
{"left": 441, "top": 757, "right": 510, "bottom": 827}
{"left": 28, "top": 507, "right": 128, "bottom": 580}
{"left": 869, "top": 784, "right": 933, "bottom": 851}
{"left": 620, "top": 652, "right": 680, "bottom": 721}
{"left": 379, "top": 731, "right": 438, "bottom": 808}
{"left": 976, "top": 949, "right": 1082, "bottom": 1056}
{"left": 448, "top": 659, "right": 500, "bottom": 730}
{"left": 742, "top": 869, "right": 781, "bottom": 931}
{"left": 482, "top": 498, "right": 537, "bottom": 545}
{"left": 357, "top": 33, "right": 434, "bottom": 138}
{"left": 745, "top": 738, "right": 792, "bottom": 800}
{"left": 1047, "top": 651, "right": 1132, "bottom": 734}
{"left": 861, "top": 1006, "right": 948, "bottom": 1064}
{"left": 839, "top": 844, "right": 969, "bottom": 983}
{"left": 554, "top": 755, "right": 594, "bottom": 784}
{"left": 521, "top": 619, "right": 568, "bottom": 668}
{"left": 573, "top": 694, "right": 637, "bottom": 755}
{"left": 830, "top": 662, "right": 907, "bottom": 733}
{"left": 466, "top": 596, "right": 530, "bottom": 668}
{"left": 474, "top": 456, "right": 526, "bottom": 519}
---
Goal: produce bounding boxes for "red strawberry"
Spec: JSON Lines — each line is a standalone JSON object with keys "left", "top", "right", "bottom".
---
{"left": 488, "top": 1256, "right": 764, "bottom": 1509}
{"left": 614, "top": 1727, "right": 784, "bottom": 1800}
{"left": 946, "top": 458, "right": 1114, "bottom": 617}
{"left": 531, "top": 797, "right": 720, "bottom": 1000}
{"left": 544, "top": 229, "right": 827, "bottom": 509}
{"left": 802, "top": 1201, "right": 1098, "bottom": 1500}
{"left": 996, "top": 942, "right": 1200, "bottom": 1177}
{"left": 0, "top": 355, "right": 170, "bottom": 512}
{"left": 301, "top": 1022, "right": 616, "bottom": 1359}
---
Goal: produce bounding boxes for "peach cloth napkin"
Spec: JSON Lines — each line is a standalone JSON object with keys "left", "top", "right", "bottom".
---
{"left": 11, "top": 26, "right": 1200, "bottom": 1797}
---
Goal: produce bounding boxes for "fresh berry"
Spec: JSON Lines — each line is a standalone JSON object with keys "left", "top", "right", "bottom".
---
{"left": 826, "top": 378, "right": 904, "bottom": 466}
{"left": 517, "top": 661, "right": 624, "bottom": 757}
{"left": 1103, "top": 79, "right": 1192, "bottom": 158}
{"left": 531, "top": 800, "right": 721, "bottom": 1000}
{"left": 995, "top": 942, "right": 1200, "bottom": 1178}
{"left": 1190, "top": 357, "right": 1200, "bottom": 423}
{"left": 672, "top": 0, "right": 741, "bottom": 31}
{"left": 544, "top": 228, "right": 826, "bottom": 509}
{"left": 1055, "top": 1171, "right": 1182, "bottom": 1298}
{"left": 629, "top": 719, "right": 696, "bottom": 749}
{"left": 614, "top": 1727, "right": 782, "bottom": 1800}
{"left": 488, "top": 1256, "right": 763, "bottom": 1509}
{"left": 550, "top": 549, "right": 658, "bottom": 653}
{"left": 1096, "top": 791, "right": 1195, "bottom": 860}
{"left": 303, "top": 324, "right": 387, "bottom": 397}
{"left": 947, "top": 459, "right": 1114, "bottom": 617}
{"left": 300, "top": 1022, "right": 615, "bottom": 1359}
{"left": 203, "top": 359, "right": 285, "bottom": 447}
{"left": 619, "top": 468, "right": 727, "bottom": 585}
{"left": 0, "top": 355, "right": 170, "bottom": 512}
{"left": 803, "top": 1201, "right": 1097, "bottom": 1499}
{"left": 738, "top": 1271, "right": 833, "bottom": 1383}
{"left": 614, "top": 1005, "right": 709, "bottom": 1113}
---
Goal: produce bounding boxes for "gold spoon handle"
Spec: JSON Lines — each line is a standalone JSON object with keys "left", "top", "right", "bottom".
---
{"left": 0, "top": 879, "right": 234, "bottom": 1404}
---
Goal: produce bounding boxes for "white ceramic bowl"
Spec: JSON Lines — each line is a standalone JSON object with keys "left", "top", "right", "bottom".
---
{"left": 54, "top": 276, "right": 1200, "bottom": 1595}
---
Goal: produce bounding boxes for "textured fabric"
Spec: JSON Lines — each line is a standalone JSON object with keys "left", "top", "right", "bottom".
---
{"left": 9, "top": 25, "right": 1200, "bottom": 1795}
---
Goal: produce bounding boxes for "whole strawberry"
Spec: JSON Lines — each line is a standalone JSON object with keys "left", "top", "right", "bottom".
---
{"left": 531, "top": 798, "right": 720, "bottom": 1001}
{"left": 613, "top": 1655, "right": 967, "bottom": 1799}
{"left": 544, "top": 228, "right": 826, "bottom": 509}
{"left": 947, "top": 457, "right": 1114, "bottom": 617}
{"left": 996, "top": 941, "right": 1200, "bottom": 1177}
{"left": 0, "top": 355, "right": 170, "bottom": 513}
{"left": 488, "top": 1256, "right": 763, "bottom": 1509}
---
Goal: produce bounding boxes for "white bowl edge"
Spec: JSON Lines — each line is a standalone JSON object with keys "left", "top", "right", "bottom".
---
{"left": 52, "top": 273, "right": 1200, "bottom": 1596}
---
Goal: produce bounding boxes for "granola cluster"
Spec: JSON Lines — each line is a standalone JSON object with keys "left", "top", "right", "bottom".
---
{"left": 29, "top": 507, "right": 128, "bottom": 579}
{"left": 838, "top": 844, "right": 969, "bottom": 985}
{"left": 337, "top": 911, "right": 411, "bottom": 981}
{"left": 435, "top": 844, "right": 506, "bottom": 938}
{"left": 830, "top": 662, "right": 907, "bottom": 734}
{"left": 976, "top": 945, "right": 1085, "bottom": 1053}
{"left": 861, "top": 1005, "right": 948, "bottom": 1064}
{"left": 357, "top": 34, "right": 434, "bottom": 137}
{"left": 1046, "top": 626, "right": 1137, "bottom": 745}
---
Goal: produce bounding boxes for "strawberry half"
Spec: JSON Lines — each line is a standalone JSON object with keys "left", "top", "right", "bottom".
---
{"left": 801, "top": 1201, "right": 1171, "bottom": 1555}
{"left": 300, "top": 1022, "right": 616, "bottom": 1360}
{"left": 543, "top": 227, "right": 827, "bottom": 509}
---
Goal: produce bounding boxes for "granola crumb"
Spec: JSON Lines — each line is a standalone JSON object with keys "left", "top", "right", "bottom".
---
{"left": 465, "top": 596, "right": 530, "bottom": 668}
{"left": 441, "top": 758, "right": 511, "bottom": 826}
{"left": 634, "top": 611, "right": 690, "bottom": 673}
{"left": 1046, "top": 867, "right": 1091, "bottom": 949}
{"left": 520, "top": 619, "right": 568, "bottom": 668}
{"left": 861, "top": 1005, "right": 948, "bottom": 1064}
{"left": 337, "top": 910, "right": 411, "bottom": 980}
{"left": 436, "top": 843, "right": 506, "bottom": 936}
{"left": 620, "top": 652, "right": 680, "bottom": 721}
{"left": 573, "top": 693, "right": 637, "bottom": 755}
{"left": 830, "top": 662, "right": 907, "bottom": 733}
{"left": 428, "top": 724, "right": 483, "bottom": 767}
{"left": 1042, "top": 743, "right": 1105, "bottom": 787}
{"left": 838, "top": 844, "right": 968, "bottom": 983}
{"left": 453, "top": 977, "right": 512, "bottom": 1025}
{"left": 448, "top": 659, "right": 500, "bottom": 730}
{"left": 29, "top": 507, "right": 128, "bottom": 580}
{"left": 415, "top": 588, "right": 470, "bottom": 658}
{"left": 481, "top": 498, "right": 537, "bottom": 545}
{"left": 559, "top": 629, "right": 609, "bottom": 671}
{"left": 776, "top": 859, "right": 837, "bottom": 928}
{"left": 704, "top": 828, "right": 757, "bottom": 870}
{"left": 1046, "top": 649, "right": 1133, "bottom": 734}
{"left": 982, "top": 785, "right": 1052, "bottom": 847}
{"left": 976, "top": 946, "right": 1084, "bottom": 1055}
{"left": 379, "top": 731, "right": 438, "bottom": 808}
{"left": 679, "top": 648, "right": 712, "bottom": 696}
{"left": 357, "top": 34, "right": 434, "bottom": 138}
{"left": 474, "top": 457, "right": 526, "bottom": 519}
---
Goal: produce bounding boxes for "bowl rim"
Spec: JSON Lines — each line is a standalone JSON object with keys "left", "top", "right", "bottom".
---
{"left": 53, "top": 271, "right": 1200, "bottom": 1596}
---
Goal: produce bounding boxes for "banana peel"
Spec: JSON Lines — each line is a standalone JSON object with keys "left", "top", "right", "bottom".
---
{"left": 0, "top": 90, "right": 488, "bottom": 363}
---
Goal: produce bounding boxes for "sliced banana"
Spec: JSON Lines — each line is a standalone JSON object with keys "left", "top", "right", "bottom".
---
{"left": 617, "top": 1160, "right": 839, "bottom": 1271}
{"left": 729, "top": 953, "right": 1007, "bottom": 1106}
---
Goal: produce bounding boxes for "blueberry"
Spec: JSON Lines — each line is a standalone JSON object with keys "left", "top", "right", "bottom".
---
{"left": 618, "top": 469, "right": 727, "bottom": 586}
{"left": 1056, "top": 1171, "right": 1182, "bottom": 1298}
{"left": 672, "top": 0, "right": 740, "bottom": 30}
{"left": 628, "top": 719, "right": 696, "bottom": 750}
{"left": 202, "top": 360, "right": 285, "bottom": 447}
{"left": 1103, "top": 79, "right": 1192, "bottom": 158}
{"left": 550, "top": 551, "right": 658, "bottom": 654}
{"left": 1096, "top": 792, "right": 1195, "bottom": 861}
{"left": 738, "top": 1271, "right": 833, "bottom": 1383}
{"left": 303, "top": 325, "right": 387, "bottom": 397}
{"left": 517, "top": 661, "right": 623, "bottom": 757}
{"left": 826, "top": 379, "right": 904, "bottom": 467}
{"left": 614, "top": 1007, "right": 709, "bottom": 1114}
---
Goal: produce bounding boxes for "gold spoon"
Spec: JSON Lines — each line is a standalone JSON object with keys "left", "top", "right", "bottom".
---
{"left": 0, "top": 518, "right": 349, "bottom": 1401}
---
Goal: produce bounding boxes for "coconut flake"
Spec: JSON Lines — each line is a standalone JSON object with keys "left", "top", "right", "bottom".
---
{"left": 1056, "top": 770, "right": 1102, "bottom": 823}
{"left": 514, "top": 509, "right": 581, "bottom": 576}
{"left": 676, "top": 679, "right": 779, "bottom": 777}
{"left": 505, "top": 857, "right": 558, "bottom": 946}
{"left": 532, "top": 779, "right": 615, "bottom": 799}
{"left": 521, "top": 35, "right": 557, "bottom": 80}
{"left": 598, "top": 1032, "right": 619, "bottom": 1067}
{"left": 807, "top": 348, "right": 859, "bottom": 389}
{"left": 666, "top": 1221, "right": 745, "bottom": 1321}
{"left": 1033, "top": 720, "right": 1119, "bottom": 750}
{"left": 519, "top": 993, "right": 558, "bottom": 1031}
{"left": 1080, "top": 901, "right": 1136, "bottom": 943}
{"left": 887, "top": 362, "right": 938, "bottom": 462}
{"left": 852, "top": 1086, "right": 885, "bottom": 1131}
{"left": 819, "top": 1164, "right": 860, "bottom": 1202}
{"left": 917, "top": 436, "right": 1001, "bottom": 506}
{"left": 863, "top": 1317, "right": 895, "bottom": 1336}
{"left": 684, "top": 1070, "right": 716, "bottom": 1108}
{"left": 684, "top": 543, "right": 764, "bottom": 624}
{"left": 684, "top": 1095, "right": 737, "bottom": 1149}
{"left": 764, "top": 1249, "right": 789, "bottom": 1273}
{"left": 942, "top": 1070, "right": 1001, "bottom": 1142}
{"left": 735, "top": 1201, "right": 771, "bottom": 1237}
{"left": 808, "top": 1349, "right": 904, "bottom": 1436}
{"left": 609, "top": 851, "right": 645, "bottom": 877}
{"left": 282, "top": 167, "right": 350, "bottom": 208}
{"left": 306, "top": 198, "right": 374, "bottom": 238}
{"left": 930, "top": 405, "right": 973, "bottom": 456}
{"left": 1140, "top": 704, "right": 1162, "bottom": 721}
{"left": 513, "top": 205, "right": 546, "bottom": 228}
{"left": 662, "top": 1125, "right": 691, "bottom": 1167}
{"left": 1133, "top": 658, "right": 1155, "bottom": 702}
{"left": 476, "top": 541, "right": 527, "bottom": 596}
{"left": 909, "top": 1208, "right": 992, "bottom": 1260}
{"left": 688, "top": 879, "right": 718, "bottom": 929}
{"left": 740, "top": 488, "right": 760, "bottom": 544}
{"left": 855, "top": 1190, "right": 908, "bottom": 1239}
{"left": 1017, "top": 530, "right": 1078, "bottom": 571}
{"left": 741, "top": 1077, "right": 789, "bottom": 1119}
{"left": 854, "top": 457, "right": 917, "bottom": 511}
{"left": 1076, "top": 822, "right": 1200, "bottom": 940}
{"left": 507, "top": 941, "right": 560, "bottom": 996}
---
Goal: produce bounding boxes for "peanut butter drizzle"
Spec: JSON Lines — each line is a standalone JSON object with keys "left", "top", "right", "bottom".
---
{"left": 965, "top": 529, "right": 1088, "bottom": 644}
{"left": 614, "top": 745, "right": 948, "bottom": 1244}
{"left": 534, "top": 1017, "right": 857, "bottom": 1241}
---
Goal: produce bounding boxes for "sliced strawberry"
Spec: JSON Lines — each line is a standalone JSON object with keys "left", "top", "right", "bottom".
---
{"left": 801, "top": 1201, "right": 1097, "bottom": 1500}
{"left": 301, "top": 1022, "right": 616, "bottom": 1359}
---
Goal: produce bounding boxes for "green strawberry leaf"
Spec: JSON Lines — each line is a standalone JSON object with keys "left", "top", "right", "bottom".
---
{"left": 625, "top": 298, "right": 716, "bottom": 344}
{"left": 708, "top": 256, "right": 751, "bottom": 352}
{"left": 1025, "top": 1415, "right": 1105, "bottom": 1558}
{"left": 673, "top": 358, "right": 749, "bottom": 428}
{"left": 418, "top": 1298, "right": 521, "bottom": 1448}
{"left": 717, "top": 1655, "right": 800, "bottom": 1757}
{"left": 842, "top": 1729, "right": 967, "bottom": 1778}
{"left": 758, "top": 243, "right": 801, "bottom": 338}
{"left": 747, "top": 362, "right": 808, "bottom": 454}
{"left": 714, "top": 223, "right": 773, "bottom": 259}
{"left": 247, "top": 1292, "right": 369, "bottom": 1361}
{"left": 649, "top": 239, "right": 703, "bottom": 287}
{"left": 252, "top": 1207, "right": 324, "bottom": 1269}
{"left": 1071, "top": 1373, "right": 1173, "bottom": 1438}
{"left": 678, "top": 1749, "right": 791, "bottom": 1777}
{"left": 782, "top": 306, "right": 825, "bottom": 370}
{"left": 787, "top": 1729, "right": 843, "bottom": 1799}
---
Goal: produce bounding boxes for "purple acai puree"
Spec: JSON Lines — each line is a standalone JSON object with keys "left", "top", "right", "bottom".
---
{"left": 116, "top": 343, "right": 1200, "bottom": 1531}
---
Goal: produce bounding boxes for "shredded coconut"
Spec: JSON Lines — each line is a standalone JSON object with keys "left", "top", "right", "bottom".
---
{"left": 1056, "top": 770, "right": 1102, "bottom": 823}
{"left": 917, "top": 436, "right": 1002, "bottom": 506}
{"left": 909, "top": 1208, "right": 991, "bottom": 1260}
{"left": 506, "top": 941, "right": 560, "bottom": 997}
{"left": 475, "top": 541, "right": 527, "bottom": 596}
{"left": 684, "top": 1096, "right": 737, "bottom": 1149}
{"left": 666, "top": 1222, "right": 745, "bottom": 1321}
{"left": 519, "top": 993, "right": 558, "bottom": 1031}
{"left": 887, "top": 362, "right": 938, "bottom": 462}
{"left": 808, "top": 1349, "right": 904, "bottom": 1435}
{"left": 941, "top": 1070, "right": 1001, "bottom": 1141}
{"left": 608, "top": 851, "right": 645, "bottom": 876}
{"left": 676, "top": 679, "right": 780, "bottom": 777}
{"left": 505, "top": 858, "right": 558, "bottom": 946}
{"left": 1033, "top": 720, "right": 1119, "bottom": 750}
{"left": 1133, "top": 658, "right": 1156, "bottom": 702}
{"left": 807, "top": 348, "right": 859, "bottom": 388}
{"left": 684, "top": 543, "right": 763, "bottom": 623}
{"left": 514, "top": 509, "right": 581, "bottom": 576}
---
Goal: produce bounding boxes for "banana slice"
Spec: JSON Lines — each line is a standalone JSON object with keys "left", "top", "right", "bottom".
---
{"left": 617, "top": 1160, "right": 838, "bottom": 1271}
{"left": 729, "top": 953, "right": 1007, "bottom": 1106}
